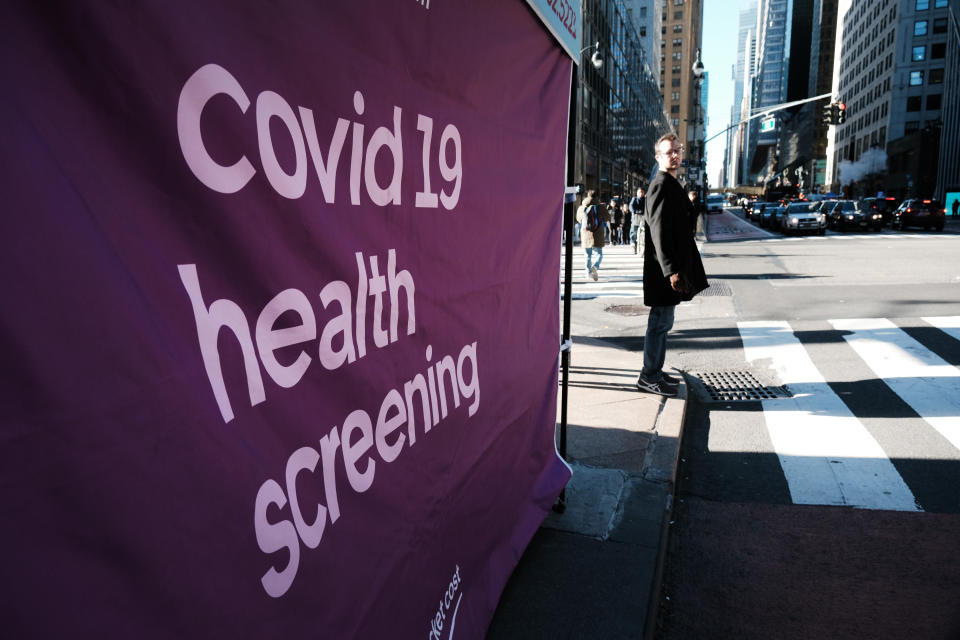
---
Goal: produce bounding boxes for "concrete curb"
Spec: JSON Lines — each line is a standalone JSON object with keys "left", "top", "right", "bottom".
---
{"left": 643, "top": 376, "right": 689, "bottom": 640}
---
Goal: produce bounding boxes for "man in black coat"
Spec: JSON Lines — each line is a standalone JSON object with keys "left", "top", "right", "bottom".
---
{"left": 636, "top": 133, "right": 709, "bottom": 397}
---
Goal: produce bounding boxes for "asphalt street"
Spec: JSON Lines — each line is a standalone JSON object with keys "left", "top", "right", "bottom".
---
{"left": 563, "top": 209, "right": 960, "bottom": 638}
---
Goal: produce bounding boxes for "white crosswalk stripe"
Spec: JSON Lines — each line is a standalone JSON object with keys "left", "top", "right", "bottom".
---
{"left": 738, "top": 320, "right": 921, "bottom": 511}
{"left": 923, "top": 315, "right": 960, "bottom": 344}
{"left": 736, "top": 316, "right": 960, "bottom": 512}
{"left": 829, "top": 318, "right": 960, "bottom": 453}
{"left": 560, "top": 245, "right": 645, "bottom": 299}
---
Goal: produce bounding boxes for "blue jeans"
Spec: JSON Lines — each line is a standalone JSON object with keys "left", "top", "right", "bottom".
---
{"left": 641, "top": 305, "right": 675, "bottom": 381}
{"left": 585, "top": 246, "right": 603, "bottom": 271}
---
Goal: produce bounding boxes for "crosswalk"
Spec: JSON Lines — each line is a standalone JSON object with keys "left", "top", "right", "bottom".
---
{"left": 560, "top": 244, "right": 645, "bottom": 299}
{"left": 737, "top": 316, "right": 960, "bottom": 512}
{"left": 560, "top": 233, "right": 956, "bottom": 299}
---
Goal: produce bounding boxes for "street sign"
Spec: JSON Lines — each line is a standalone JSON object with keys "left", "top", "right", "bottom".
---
{"left": 760, "top": 116, "right": 776, "bottom": 132}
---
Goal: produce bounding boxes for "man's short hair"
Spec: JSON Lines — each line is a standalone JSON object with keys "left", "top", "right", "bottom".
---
{"left": 655, "top": 132, "right": 679, "bottom": 154}
{"left": 586, "top": 189, "right": 597, "bottom": 199}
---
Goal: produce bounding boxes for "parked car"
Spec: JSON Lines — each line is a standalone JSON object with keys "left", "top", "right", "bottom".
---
{"left": 859, "top": 196, "right": 900, "bottom": 225}
{"left": 892, "top": 199, "right": 946, "bottom": 231}
{"left": 815, "top": 200, "right": 839, "bottom": 220}
{"left": 781, "top": 202, "right": 827, "bottom": 235}
{"left": 766, "top": 205, "right": 788, "bottom": 231}
{"left": 827, "top": 200, "right": 881, "bottom": 231}
{"left": 747, "top": 202, "right": 772, "bottom": 224}
{"left": 705, "top": 193, "right": 726, "bottom": 213}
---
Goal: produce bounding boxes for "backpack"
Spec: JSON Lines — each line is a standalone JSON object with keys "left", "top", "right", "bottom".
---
{"left": 584, "top": 204, "right": 601, "bottom": 232}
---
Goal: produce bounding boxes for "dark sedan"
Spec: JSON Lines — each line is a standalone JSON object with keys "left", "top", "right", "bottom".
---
{"left": 892, "top": 199, "right": 946, "bottom": 231}
{"left": 827, "top": 200, "right": 882, "bottom": 231}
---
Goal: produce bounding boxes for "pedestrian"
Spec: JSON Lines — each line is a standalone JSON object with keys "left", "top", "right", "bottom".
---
{"left": 636, "top": 133, "right": 709, "bottom": 397}
{"left": 629, "top": 187, "right": 646, "bottom": 254}
{"left": 612, "top": 201, "right": 624, "bottom": 244}
{"left": 620, "top": 202, "right": 632, "bottom": 248}
{"left": 687, "top": 189, "right": 702, "bottom": 234}
{"left": 606, "top": 198, "right": 618, "bottom": 244}
{"left": 953, "top": 199, "right": 958, "bottom": 218}
{"left": 576, "top": 189, "right": 610, "bottom": 281}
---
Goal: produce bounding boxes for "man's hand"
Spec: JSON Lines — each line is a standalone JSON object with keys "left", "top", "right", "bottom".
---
{"left": 669, "top": 273, "right": 686, "bottom": 292}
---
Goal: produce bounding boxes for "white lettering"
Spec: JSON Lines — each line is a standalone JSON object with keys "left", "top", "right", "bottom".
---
{"left": 255, "top": 289, "right": 316, "bottom": 389}
{"left": 364, "top": 106, "right": 403, "bottom": 206}
{"left": 256, "top": 90, "right": 308, "bottom": 199}
{"left": 254, "top": 479, "right": 300, "bottom": 598}
{"left": 178, "top": 64, "right": 463, "bottom": 208}
{"left": 178, "top": 264, "right": 265, "bottom": 423}
{"left": 177, "top": 64, "right": 256, "bottom": 194}
{"left": 286, "top": 446, "right": 326, "bottom": 549}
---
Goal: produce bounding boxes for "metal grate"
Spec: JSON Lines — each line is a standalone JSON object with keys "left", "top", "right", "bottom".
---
{"left": 699, "top": 280, "right": 732, "bottom": 296}
{"left": 690, "top": 370, "right": 791, "bottom": 402}
{"left": 605, "top": 304, "right": 649, "bottom": 316}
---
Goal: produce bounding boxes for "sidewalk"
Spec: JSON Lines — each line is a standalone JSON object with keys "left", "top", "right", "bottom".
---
{"left": 487, "top": 336, "right": 689, "bottom": 639}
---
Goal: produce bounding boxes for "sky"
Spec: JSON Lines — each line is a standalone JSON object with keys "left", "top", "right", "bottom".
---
{"left": 701, "top": 0, "right": 742, "bottom": 187}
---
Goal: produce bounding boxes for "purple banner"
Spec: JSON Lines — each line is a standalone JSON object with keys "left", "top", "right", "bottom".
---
{"left": 0, "top": 2, "right": 571, "bottom": 637}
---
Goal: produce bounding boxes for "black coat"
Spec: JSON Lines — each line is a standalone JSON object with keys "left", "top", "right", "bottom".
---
{"left": 643, "top": 170, "right": 709, "bottom": 307}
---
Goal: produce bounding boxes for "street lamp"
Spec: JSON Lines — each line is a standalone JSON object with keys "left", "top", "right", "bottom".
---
{"left": 691, "top": 48, "right": 706, "bottom": 215}
{"left": 583, "top": 41, "right": 603, "bottom": 70}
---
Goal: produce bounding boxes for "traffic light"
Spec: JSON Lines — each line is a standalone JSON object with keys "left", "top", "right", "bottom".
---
{"left": 836, "top": 102, "right": 847, "bottom": 124}
{"left": 822, "top": 102, "right": 833, "bottom": 125}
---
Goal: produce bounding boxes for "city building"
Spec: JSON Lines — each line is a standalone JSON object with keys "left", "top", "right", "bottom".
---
{"left": 625, "top": 0, "right": 664, "bottom": 78}
{"left": 660, "top": 0, "right": 705, "bottom": 177}
{"left": 576, "top": 0, "right": 670, "bottom": 200}
{"left": 748, "top": 0, "right": 816, "bottom": 185}
{"left": 723, "top": 0, "right": 759, "bottom": 188}
{"left": 829, "top": 0, "right": 957, "bottom": 200}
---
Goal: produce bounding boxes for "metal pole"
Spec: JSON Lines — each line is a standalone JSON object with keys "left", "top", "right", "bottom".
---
{"left": 555, "top": 61, "right": 578, "bottom": 514}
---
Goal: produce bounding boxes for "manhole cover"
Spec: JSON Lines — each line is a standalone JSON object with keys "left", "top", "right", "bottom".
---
{"left": 605, "top": 304, "right": 649, "bottom": 316}
{"left": 689, "top": 370, "right": 790, "bottom": 402}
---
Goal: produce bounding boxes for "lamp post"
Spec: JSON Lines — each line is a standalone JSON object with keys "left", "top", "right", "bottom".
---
{"left": 691, "top": 48, "right": 706, "bottom": 216}
{"left": 557, "top": 39, "right": 602, "bottom": 512}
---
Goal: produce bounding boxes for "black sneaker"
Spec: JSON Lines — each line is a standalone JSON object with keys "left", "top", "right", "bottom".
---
{"left": 635, "top": 377, "right": 678, "bottom": 397}
{"left": 662, "top": 372, "right": 681, "bottom": 385}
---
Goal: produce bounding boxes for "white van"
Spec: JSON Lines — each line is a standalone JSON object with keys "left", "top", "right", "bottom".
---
{"left": 705, "top": 193, "right": 726, "bottom": 213}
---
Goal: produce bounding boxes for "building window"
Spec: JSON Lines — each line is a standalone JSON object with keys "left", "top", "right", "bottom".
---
{"left": 912, "top": 45, "right": 926, "bottom": 60}
{"left": 672, "top": 77, "right": 681, "bottom": 87}
{"left": 640, "top": 27, "right": 647, "bottom": 37}
{"left": 931, "top": 43, "right": 946, "bottom": 58}
{"left": 905, "top": 120, "right": 919, "bottom": 132}
{"left": 671, "top": 91, "right": 680, "bottom": 100}
{"left": 672, "top": 51, "right": 682, "bottom": 60}
{"left": 672, "top": 38, "right": 682, "bottom": 46}
{"left": 915, "top": 0, "right": 928, "bottom": 9}
{"left": 910, "top": 70, "right": 924, "bottom": 85}
{"left": 930, "top": 68, "right": 944, "bottom": 84}
{"left": 927, "top": 94, "right": 942, "bottom": 110}
{"left": 914, "top": 20, "right": 927, "bottom": 35}
{"left": 671, "top": 105, "right": 680, "bottom": 113}
{"left": 907, "top": 96, "right": 922, "bottom": 111}
{"left": 935, "top": 0, "right": 947, "bottom": 6}
{"left": 674, "top": 10, "right": 683, "bottom": 18}
{"left": 674, "top": 0, "right": 683, "bottom": 5}
{"left": 932, "top": 18, "right": 947, "bottom": 34}
{"left": 671, "top": 118, "right": 680, "bottom": 128}
{"left": 673, "top": 24, "right": 683, "bottom": 32}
